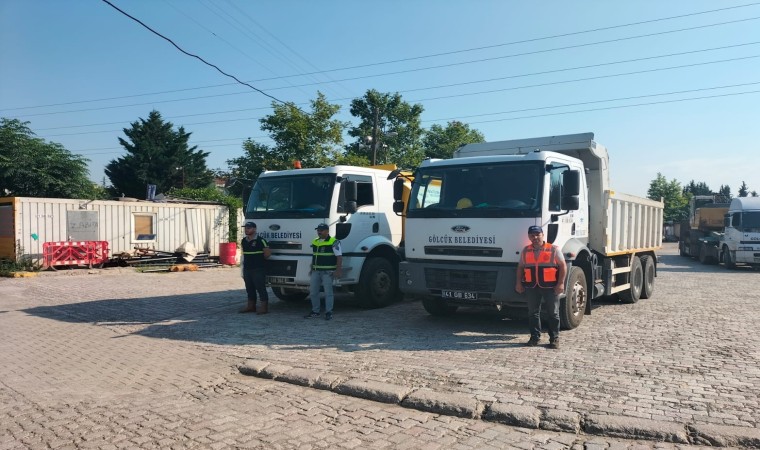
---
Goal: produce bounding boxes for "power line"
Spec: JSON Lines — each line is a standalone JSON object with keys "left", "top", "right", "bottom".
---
{"left": 410, "top": 55, "right": 760, "bottom": 104}
{"left": 5, "top": 4, "right": 758, "bottom": 112}
{"left": 60, "top": 81, "right": 760, "bottom": 149}
{"left": 100, "top": 0, "right": 288, "bottom": 105}
{"left": 423, "top": 81, "right": 760, "bottom": 123}
{"left": 33, "top": 52, "right": 760, "bottom": 133}
{"left": 273, "top": 2, "right": 760, "bottom": 78}
{"left": 69, "top": 87, "right": 760, "bottom": 158}
{"left": 460, "top": 89, "right": 760, "bottom": 126}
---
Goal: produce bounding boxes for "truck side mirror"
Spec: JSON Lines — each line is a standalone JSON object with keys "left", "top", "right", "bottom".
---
{"left": 393, "top": 178, "right": 405, "bottom": 201}
{"left": 343, "top": 180, "right": 358, "bottom": 213}
{"left": 344, "top": 180, "right": 357, "bottom": 202}
{"left": 563, "top": 170, "right": 581, "bottom": 196}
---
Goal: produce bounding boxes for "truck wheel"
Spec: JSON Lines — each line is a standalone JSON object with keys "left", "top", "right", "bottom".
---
{"left": 356, "top": 257, "right": 398, "bottom": 308}
{"left": 620, "top": 256, "right": 642, "bottom": 304}
{"left": 639, "top": 255, "right": 655, "bottom": 299}
{"left": 698, "top": 244, "right": 716, "bottom": 265}
{"left": 560, "top": 266, "right": 586, "bottom": 330}
{"left": 723, "top": 245, "right": 737, "bottom": 269}
{"left": 422, "top": 296, "right": 458, "bottom": 316}
{"left": 272, "top": 287, "right": 308, "bottom": 303}
{"left": 679, "top": 242, "right": 688, "bottom": 257}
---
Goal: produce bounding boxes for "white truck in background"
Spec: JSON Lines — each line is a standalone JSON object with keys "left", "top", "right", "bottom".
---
{"left": 392, "top": 132, "right": 664, "bottom": 329}
{"left": 244, "top": 165, "right": 411, "bottom": 308}
{"left": 720, "top": 197, "right": 760, "bottom": 269}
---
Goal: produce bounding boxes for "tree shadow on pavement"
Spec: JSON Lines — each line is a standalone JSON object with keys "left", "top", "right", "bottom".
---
{"left": 22, "top": 290, "right": 532, "bottom": 353}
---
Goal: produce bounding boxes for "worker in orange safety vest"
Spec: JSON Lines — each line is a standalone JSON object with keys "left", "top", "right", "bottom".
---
{"left": 515, "top": 225, "right": 567, "bottom": 349}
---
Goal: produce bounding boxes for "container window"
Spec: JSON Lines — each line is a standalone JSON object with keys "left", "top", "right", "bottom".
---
{"left": 133, "top": 214, "right": 156, "bottom": 241}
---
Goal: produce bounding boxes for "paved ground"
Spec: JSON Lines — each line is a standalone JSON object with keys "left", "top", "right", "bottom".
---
{"left": 0, "top": 243, "right": 758, "bottom": 448}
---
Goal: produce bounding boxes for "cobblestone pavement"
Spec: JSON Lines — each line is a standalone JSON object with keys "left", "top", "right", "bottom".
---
{"left": 0, "top": 243, "right": 757, "bottom": 448}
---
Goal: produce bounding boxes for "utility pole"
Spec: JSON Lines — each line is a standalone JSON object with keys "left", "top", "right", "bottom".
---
{"left": 371, "top": 107, "right": 379, "bottom": 166}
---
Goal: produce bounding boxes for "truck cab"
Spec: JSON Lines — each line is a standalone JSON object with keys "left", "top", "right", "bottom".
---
{"left": 721, "top": 197, "right": 760, "bottom": 269}
{"left": 245, "top": 165, "right": 405, "bottom": 308}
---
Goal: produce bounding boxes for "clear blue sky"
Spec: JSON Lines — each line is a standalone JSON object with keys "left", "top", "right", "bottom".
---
{"left": 2, "top": 0, "right": 759, "bottom": 197}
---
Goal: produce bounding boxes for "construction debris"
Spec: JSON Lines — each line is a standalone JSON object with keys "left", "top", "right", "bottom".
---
{"left": 112, "top": 246, "right": 222, "bottom": 272}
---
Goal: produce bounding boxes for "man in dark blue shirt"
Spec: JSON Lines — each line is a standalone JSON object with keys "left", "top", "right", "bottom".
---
{"left": 239, "top": 221, "right": 271, "bottom": 314}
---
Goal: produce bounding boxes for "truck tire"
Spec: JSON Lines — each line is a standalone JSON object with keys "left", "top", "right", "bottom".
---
{"left": 272, "top": 287, "right": 308, "bottom": 303}
{"left": 639, "top": 255, "right": 655, "bottom": 299}
{"left": 560, "top": 266, "right": 586, "bottom": 330}
{"left": 422, "top": 296, "right": 458, "bottom": 316}
{"left": 619, "top": 256, "right": 642, "bottom": 304}
{"left": 698, "top": 244, "right": 717, "bottom": 265}
{"left": 679, "top": 241, "right": 688, "bottom": 257}
{"left": 723, "top": 245, "right": 737, "bottom": 269}
{"left": 356, "top": 257, "right": 398, "bottom": 308}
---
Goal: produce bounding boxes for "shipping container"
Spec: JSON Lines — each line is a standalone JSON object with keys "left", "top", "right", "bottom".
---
{"left": 0, "top": 197, "right": 233, "bottom": 266}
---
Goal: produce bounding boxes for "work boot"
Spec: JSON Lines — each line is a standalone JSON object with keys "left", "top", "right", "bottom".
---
{"left": 256, "top": 301, "right": 269, "bottom": 315}
{"left": 526, "top": 336, "right": 539, "bottom": 346}
{"left": 238, "top": 299, "right": 256, "bottom": 313}
{"left": 549, "top": 338, "right": 560, "bottom": 350}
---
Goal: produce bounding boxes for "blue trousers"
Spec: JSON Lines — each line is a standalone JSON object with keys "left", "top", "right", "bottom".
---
{"left": 309, "top": 270, "right": 335, "bottom": 314}
{"left": 243, "top": 268, "right": 268, "bottom": 303}
{"left": 525, "top": 287, "right": 560, "bottom": 340}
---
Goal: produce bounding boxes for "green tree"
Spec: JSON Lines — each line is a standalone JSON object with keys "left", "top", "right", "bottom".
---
{"left": 0, "top": 118, "right": 101, "bottom": 199}
{"left": 260, "top": 92, "right": 346, "bottom": 169}
{"left": 105, "top": 110, "right": 212, "bottom": 198}
{"left": 738, "top": 181, "right": 749, "bottom": 197}
{"left": 422, "top": 121, "right": 485, "bottom": 160}
{"left": 647, "top": 173, "right": 688, "bottom": 221}
{"left": 347, "top": 89, "right": 424, "bottom": 168}
{"left": 682, "top": 180, "right": 712, "bottom": 196}
{"left": 718, "top": 184, "right": 732, "bottom": 198}
{"left": 225, "top": 140, "right": 275, "bottom": 198}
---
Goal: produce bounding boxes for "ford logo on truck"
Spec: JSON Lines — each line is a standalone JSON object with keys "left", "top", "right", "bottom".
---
{"left": 269, "top": 224, "right": 281, "bottom": 231}
{"left": 451, "top": 225, "right": 470, "bottom": 233}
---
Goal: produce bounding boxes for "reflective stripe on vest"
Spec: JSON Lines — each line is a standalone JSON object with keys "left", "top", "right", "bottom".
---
{"left": 242, "top": 236, "right": 268, "bottom": 268}
{"left": 311, "top": 236, "right": 337, "bottom": 270}
{"left": 521, "top": 243, "right": 559, "bottom": 288}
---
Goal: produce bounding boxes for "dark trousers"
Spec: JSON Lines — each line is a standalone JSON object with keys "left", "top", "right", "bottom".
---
{"left": 243, "top": 268, "right": 268, "bottom": 303}
{"left": 525, "top": 287, "right": 560, "bottom": 340}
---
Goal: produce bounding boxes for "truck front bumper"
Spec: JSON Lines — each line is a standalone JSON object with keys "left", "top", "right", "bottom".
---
{"left": 399, "top": 260, "right": 525, "bottom": 308}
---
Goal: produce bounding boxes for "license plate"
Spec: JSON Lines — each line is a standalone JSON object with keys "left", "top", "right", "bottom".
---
{"left": 441, "top": 290, "right": 478, "bottom": 300}
{"left": 268, "top": 276, "right": 290, "bottom": 284}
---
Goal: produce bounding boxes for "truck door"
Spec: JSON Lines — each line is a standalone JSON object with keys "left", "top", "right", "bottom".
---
{"left": 546, "top": 162, "right": 587, "bottom": 247}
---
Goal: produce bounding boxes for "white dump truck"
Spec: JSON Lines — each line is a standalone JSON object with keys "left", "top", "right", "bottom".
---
{"left": 392, "top": 132, "right": 664, "bottom": 329}
{"left": 720, "top": 197, "right": 760, "bottom": 269}
{"left": 244, "top": 165, "right": 410, "bottom": 308}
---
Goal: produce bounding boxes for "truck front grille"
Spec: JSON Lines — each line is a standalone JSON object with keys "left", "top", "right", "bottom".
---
{"left": 268, "top": 259, "right": 298, "bottom": 276}
{"left": 424, "top": 268, "right": 497, "bottom": 291}
{"left": 268, "top": 241, "right": 302, "bottom": 250}
{"left": 424, "top": 246, "right": 503, "bottom": 257}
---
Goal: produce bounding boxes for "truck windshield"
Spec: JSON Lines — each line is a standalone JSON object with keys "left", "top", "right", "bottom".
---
{"left": 246, "top": 174, "right": 335, "bottom": 218}
{"left": 407, "top": 162, "right": 542, "bottom": 218}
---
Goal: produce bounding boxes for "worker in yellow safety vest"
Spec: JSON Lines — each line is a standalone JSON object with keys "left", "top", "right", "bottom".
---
{"left": 304, "top": 223, "right": 342, "bottom": 321}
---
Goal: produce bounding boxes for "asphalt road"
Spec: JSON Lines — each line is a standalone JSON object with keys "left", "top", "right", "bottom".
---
{"left": 1, "top": 242, "right": 758, "bottom": 449}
